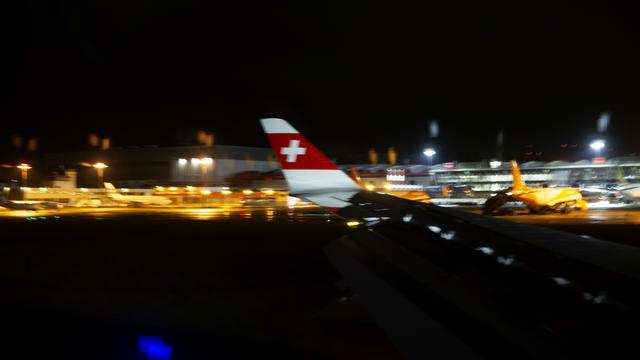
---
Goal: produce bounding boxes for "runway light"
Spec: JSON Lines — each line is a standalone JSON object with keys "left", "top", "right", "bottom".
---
{"left": 489, "top": 161, "right": 502, "bottom": 168}
{"left": 92, "top": 162, "right": 108, "bottom": 169}
{"left": 191, "top": 158, "right": 200, "bottom": 165}
{"left": 178, "top": 158, "right": 187, "bottom": 165}
{"left": 590, "top": 140, "right": 605, "bottom": 151}
{"left": 201, "top": 190, "right": 211, "bottom": 196}
{"left": 365, "top": 183, "right": 375, "bottom": 191}
{"left": 168, "top": 187, "right": 178, "bottom": 191}
{"left": 242, "top": 189, "right": 253, "bottom": 195}
{"left": 121, "top": 188, "right": 129, "bottom": 193}
{"left": 263, "top": 189, "right": 275, "bottom": 195}
{"left": 39, "top": 187, "right": 47, "bottom": 192}
{"left": 80, "top": 188, "right": 88, "bottom": 192}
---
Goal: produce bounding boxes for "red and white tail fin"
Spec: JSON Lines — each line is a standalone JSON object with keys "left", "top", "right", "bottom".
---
{"left": 260, "top": 118, "right": 360, "bottom": 195}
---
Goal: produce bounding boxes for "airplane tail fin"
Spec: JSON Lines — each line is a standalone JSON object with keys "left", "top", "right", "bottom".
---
{"left": 510, "top": 160, "right": 528, "bottom": 190}
{"left": 259, "top": 118, "right": 360, "bottom": 195}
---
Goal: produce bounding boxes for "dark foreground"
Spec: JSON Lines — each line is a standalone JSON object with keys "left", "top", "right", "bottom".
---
{"left": 0, "top": 209, "right": 398, "bottom": 359}
{"left": 1, "top": 207, "right": 639, "bottom": 359}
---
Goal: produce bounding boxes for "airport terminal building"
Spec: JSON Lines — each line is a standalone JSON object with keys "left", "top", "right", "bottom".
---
{"left": 6, "top": 143, "right": 640, "bottom": 194}
{"left": 341, "top": 157, "right": 640, "bottom": 192}
{"left": 43, "top": 145, "right": 279, "bottom": 188}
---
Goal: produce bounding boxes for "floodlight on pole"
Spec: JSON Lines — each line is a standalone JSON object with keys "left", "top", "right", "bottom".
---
{"left": 590, "top": 140, "right": 605, "bottom": 151}
{"left": 423, "top": 148, "right": 436, "bottom": 165}
{"left": 590, "top": 140, "right": 605, "bottom": 159}
{"left": 17, "top": 163, "right": 32, "bottom": 186}
{"left": 93, "top": 162, "right": 108, "bottom": 187}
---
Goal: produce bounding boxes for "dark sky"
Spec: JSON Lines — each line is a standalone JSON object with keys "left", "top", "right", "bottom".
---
{"left": 2, "top": 3, "right": 640, "bottom": 163}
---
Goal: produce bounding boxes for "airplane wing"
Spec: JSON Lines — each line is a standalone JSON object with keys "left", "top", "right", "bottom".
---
{"left": 260, "top": 118, "right": 640, "bottom": 359}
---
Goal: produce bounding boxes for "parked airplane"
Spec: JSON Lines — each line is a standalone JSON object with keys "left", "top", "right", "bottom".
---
{"left": 259, "top": 118, "right": 640, "bottom": 359}
{"left": 104, "top": 183, "right": 172, "bottom": 206}
{"left": 483, "top": 160, "right": 588, "bottom": 214}
{"left": 348, "top": 166, "right": 430, "bottom": 203}
{"left": 618, "top": 183, "right": 640, "bottom": 202}
{"left": 0, "top": 195, "right": 61, "bottom": 210}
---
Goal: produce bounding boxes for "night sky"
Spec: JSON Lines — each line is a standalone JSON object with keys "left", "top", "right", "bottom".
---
{"left": 3, "top": 3, "right": 640, "bottom": 164}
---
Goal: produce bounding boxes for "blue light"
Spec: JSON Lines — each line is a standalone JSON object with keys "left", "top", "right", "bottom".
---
{"left": 137, "top": 336, "right": 172, "bottom": 360}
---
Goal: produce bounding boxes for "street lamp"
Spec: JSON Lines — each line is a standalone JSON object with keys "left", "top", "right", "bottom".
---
{"left": 93, "top": 162, "right": 108, "bottom": 188}
{"left": 423, "top": 148, "right": 436, "bottom": 166}
{"left": 16, "top": 163, "right": 32, "bottom": 186}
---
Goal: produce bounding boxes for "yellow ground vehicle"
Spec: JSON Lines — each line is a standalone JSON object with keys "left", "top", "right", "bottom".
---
{"left": 483, "top": 160, "right": 588, "bottom": 214}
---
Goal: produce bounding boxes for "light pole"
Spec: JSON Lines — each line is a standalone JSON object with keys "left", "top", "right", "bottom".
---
{"left": 16, "top": 163, "right": 31, "bottom": 186}
{"left": 200, "top": 157, "right": 213, "bottom": 186}
{"left": 93, "top": 162, "right": 108, "bottom": 188}
{"left": 590, "top": 140, "right": 605, "bottom": 158}
{"left": 423, "top": 148, "right": 436, "bottom": 166}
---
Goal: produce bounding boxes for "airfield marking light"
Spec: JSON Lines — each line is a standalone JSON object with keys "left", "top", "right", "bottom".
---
{"left": 39, "top": 187, "right": 47, "bottom": 192}
{"left": 178, "top": 158, "right": 187, "bottom": 165}
{"left": 16, "top": 163, "right": 32, "bottom": 186}
{"left": 365, "top": 183, "right": 375, "bottom": 191}
{"left": 201, "top": 190, "right": 212, "bottom": 196}
{"left": 168, "top": 187, "right": 178, "bottom": 192}
{"left": 263, "top": 189, "right": 275, "bottom": 195}
{"left": 489, "top": 161, "right": 502, "bottom": 169}
{"left": 80, "top": 188, "right": 88, "bottom": 192}
{"left": 243, "top": 189, "right": 253, "bottom": 195}
{"left": 121, "top": 188, "right": 129, "bottom": 193}
{"left": 221, "top": 189, "right": 232, "bottom": 195}
{"left": 191, "top": 158, "right": 201, "bottom": 165}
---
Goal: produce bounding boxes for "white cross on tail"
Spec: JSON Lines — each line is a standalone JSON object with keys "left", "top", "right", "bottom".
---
{"left": 281, "top": 139, "right": 307, "bottom": 162}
